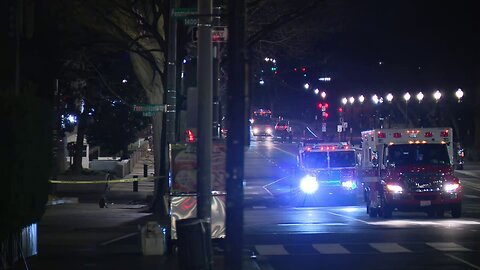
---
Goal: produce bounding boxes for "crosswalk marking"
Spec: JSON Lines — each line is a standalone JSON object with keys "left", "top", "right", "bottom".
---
{"left": 426, "top": 242, "right": 472, "bottom": 252}
{"left": 312, "top": 244, "right": 351, "bottom": 254}
{"left": 255, "top": 245, "right": 289, "bottom": 255}
{"left": 369, "top": 243, "right": 411, "bottom": 253}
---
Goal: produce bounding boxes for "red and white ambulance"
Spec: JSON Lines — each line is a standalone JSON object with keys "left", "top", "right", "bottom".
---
{"left": 359, "top": 127, "right": 463, "bottom": 218}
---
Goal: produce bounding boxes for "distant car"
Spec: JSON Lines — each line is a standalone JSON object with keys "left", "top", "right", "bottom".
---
{"left": 274, "top": 121, "right": 293, "bottom": 142}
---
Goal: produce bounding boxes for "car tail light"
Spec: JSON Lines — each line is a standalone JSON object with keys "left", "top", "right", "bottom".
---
{"left": 441, "top": 130, "right": 449, "bottom": 137}
{"left": 377, "top": 132, "right": 386, "bottom": 138}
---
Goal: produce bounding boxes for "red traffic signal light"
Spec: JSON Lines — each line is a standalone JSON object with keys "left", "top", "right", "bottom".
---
{"left": 317, "top": 103, "right": 322, "bottom": 109}
{"left": 338, "top": 107, "right": 343, "bottom": 113}
{"left": 301, "top": 67, "right": 306, "bottom": 73}
{"left": 324, "top": 103, "right": 329, "bottom": 109}
{"left": 323, "top": 112, "right": 329, "bottom": 118}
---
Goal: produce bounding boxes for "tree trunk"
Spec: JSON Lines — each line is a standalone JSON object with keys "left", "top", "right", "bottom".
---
{"left": 72, "top": 111, "right": 87, "bottom": 173}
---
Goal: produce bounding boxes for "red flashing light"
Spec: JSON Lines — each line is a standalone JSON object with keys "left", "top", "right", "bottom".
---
{"left": 332, "top": 146, "right": 336, "bottom": 150}
{"left": 317, "top": 103, "right": 322, "bottom": 109}
{"left": 301, "top": 67, "right": 306, "bottom": 73}
{"left": 344, "top": 145, "right": 349, "bottom": 150}
{"left": 377, "top": 132, "right": 386, "bottom": 138}
{"left": 393, "top": 132, "right": 402, "bottom": 138}
{"left": 323, "top": 112, "right": 329, "bottom": 118}
{"left": 324, "top": 103, "right": 329, "bottom": 109}
{"left": 306, "top": 147, "right": 312, "bottom": 152}
{"left": 425, "top": 131, "right": 433, "bottom": 138}
{"left": 186, "top": 130, "right": 195, "bottom": 143}
{"left": 440, "top": 130, "right": 449, "bottom": 137}
{"left": 320, "top": 146, "right": 324, "bottom": 151}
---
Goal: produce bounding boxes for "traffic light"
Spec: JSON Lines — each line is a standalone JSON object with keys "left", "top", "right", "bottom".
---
{"left": 323, "top": 112, "right": 329, "bottom": 118}
{"left": 324, "top": 103, "right": 329, "bottom": 109}
{"left": 338, "top": 107, "right": 343, "bottom": 113}
{"left": 301, "top": 67, "right": 306, "bottom": 73}
{"left": 317, "top": 103, "right": 322, "bottom": 109}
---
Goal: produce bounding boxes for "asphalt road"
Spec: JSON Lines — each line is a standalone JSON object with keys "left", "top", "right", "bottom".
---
{"left": 243, "top": 139, "right": 480, "bottom": 270}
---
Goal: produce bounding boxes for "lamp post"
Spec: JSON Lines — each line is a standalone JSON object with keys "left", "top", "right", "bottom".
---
{"left": 433, "top": 90, "right": 442, "bottom": 126}
{"left": 385, "top": 93, "right": 393, "bottom": 127}
{"left": 416, "top": 92, "right": 424, "bottom": 103}
{"left": 455, "top": 88, "right": 464, "bottom": 102}
{"left": 321, "top": 91, "right": 327, "bottom": 100}
{"left": 403, "top": 92, "right": 411, "bottom": 127}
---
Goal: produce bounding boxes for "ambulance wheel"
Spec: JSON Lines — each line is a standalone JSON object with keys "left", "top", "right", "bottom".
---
{"left": 367, "top": 203, "right": 378, "bottom": 217}
{"left": 451, "top": 203, "right": 462, "bottom": 218}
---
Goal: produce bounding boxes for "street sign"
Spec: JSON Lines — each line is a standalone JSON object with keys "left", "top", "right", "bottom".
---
{"left": 172, "top": 8, "right": 197, "bottom": 18}
{"left": 337, "top": 125, "right": 343, "bottom": 133}
{"left": 133, "top": 104, "right": 165, "bottom": 113}
{"left": 342, "top": 122, "right": 348, "bottom": 128}
{"left": 192, "top": 26, "right": 228, "bottom": 42}
{"left": 322, "top": 122, "right": 327, "bottom": 132}
{"left": 184, "top": 17, "right": 198, "bottom": 26}
{"left": 142, "top": 111, "right": 156, "bottom": 117}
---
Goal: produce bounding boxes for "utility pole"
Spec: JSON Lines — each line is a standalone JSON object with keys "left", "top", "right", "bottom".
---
{"left": 212, "top": 6, "right": 222, "bottom": 139}
{"left": 225, "top": 0, "right": 246, "bottom": 269}
{"left": 166, "top": 0, "right": 178, "bottom": 143}
{"left": 197, "top": 0, "right": 213, "bottom": 268}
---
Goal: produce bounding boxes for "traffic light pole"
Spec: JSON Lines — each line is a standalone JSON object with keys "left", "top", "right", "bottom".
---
{"left": 197, "top": 0, "right": 213, "bottom": 268}
{"left": 225, "top": 0, "right": 246, "bottom": 269}
{"left": 166, "top": 0, "right": 178, "bottom": 143}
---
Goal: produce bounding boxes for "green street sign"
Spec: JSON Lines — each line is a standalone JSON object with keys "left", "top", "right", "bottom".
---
{"left": 133, "top": 104, "right": 165, "bottom": 112}
{"left": 142, "top": 111, "right": 156, "bottom": 117}
{"left": 172, "top": 8, "right": 197, "bottom": 18}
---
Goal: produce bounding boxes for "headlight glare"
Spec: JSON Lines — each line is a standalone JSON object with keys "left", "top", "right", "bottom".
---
{"left": 386, "top": 184, "right": 403, "bottom": 193}
{"left": 300, "top": 175, "right": 319, "bottom": 194}
{"left": 444, "top": 183, "right": 460, "bottom": 192}
{"left": 342, "top": 180, "right": 357, "bottom": 189}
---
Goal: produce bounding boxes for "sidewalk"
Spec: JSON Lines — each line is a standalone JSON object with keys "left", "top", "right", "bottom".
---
{"left": 38, "top": 149, "right": 260, "bottom": 270}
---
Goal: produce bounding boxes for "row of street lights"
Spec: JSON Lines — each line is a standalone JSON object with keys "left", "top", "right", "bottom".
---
{"left": 340, "top": 89, "right": 464, "bottom": 105}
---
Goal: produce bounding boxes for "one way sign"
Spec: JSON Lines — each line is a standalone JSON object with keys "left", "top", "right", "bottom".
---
{"left": 193, "top": 26, "right": 228, "bottom": 42}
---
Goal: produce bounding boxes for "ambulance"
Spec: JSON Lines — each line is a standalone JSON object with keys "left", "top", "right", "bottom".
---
{"left": 359, "top": 127, "right": 463, "bottom": 218}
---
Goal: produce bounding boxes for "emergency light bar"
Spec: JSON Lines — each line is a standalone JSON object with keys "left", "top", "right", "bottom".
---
{"left": 302, "top": 142, "right": 351, "bottom": 152}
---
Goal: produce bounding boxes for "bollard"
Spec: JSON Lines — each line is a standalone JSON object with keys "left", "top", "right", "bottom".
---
{"left": 133, "top": 175, "right": 138, "bottom": 192}
{"left": 143, "top": 164, "right": 148, "bottom": 177}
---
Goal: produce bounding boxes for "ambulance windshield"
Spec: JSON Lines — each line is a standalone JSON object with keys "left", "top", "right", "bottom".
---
{"left": 387, "top": 144, "right": 451, "bottom": 166}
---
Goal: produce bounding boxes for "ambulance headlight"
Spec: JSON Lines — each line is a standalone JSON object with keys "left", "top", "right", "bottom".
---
{"left": 300, "top": 175, "right": 319, "bottom": 194}
{"left": 444, "top": 183, "right": 460, "bottom": 192}
{"left": 341, "top": 180, "right": 357, "bottom": 190}
{"left": 386, "top": 184, "right": 403, "bottom": 193}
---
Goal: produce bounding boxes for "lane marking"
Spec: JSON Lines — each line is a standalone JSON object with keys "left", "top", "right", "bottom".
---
{"left": 369, "top": 243, "right": 411, "bottom": 253}
{"left": 313, "top": 243, "right": 350, "bottom": 254}
{"left": 99, "top": 232, "right": 139, "bottom": 246}
{"left": 271, "top": 145, "right": 297, "bottom": 158}
{"left": 445, "top": 254, "right": 480, "bottom": 270}
{"left": 255, "top": 245, "right": 289, "bottom": 256}
{"left": 327, "top": 211, "right": 370, "bottom": 224}
{"left": 426, "top": 242, "right": 471, "bottom": 252}
{"left": 465, "top": 194, "right": 480, "bottom": 199}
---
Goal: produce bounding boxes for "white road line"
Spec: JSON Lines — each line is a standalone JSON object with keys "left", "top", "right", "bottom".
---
{"left": 271, "top": 145, "right": 297, "bottom": 158}
{"left": 255, "top": 245, "right": 289, "bottom": 256}
{"left": 327, "top": 211, "right": 370, "bottom": 224}
{"left": 99, "top": 232, "right": 139, "bottom": 246}
{"left": 445, "top": 254, "right": 480, "bottom": 270}
{"left": 426, "top": 242, "right": 471, "bottom": 252}
{"left": 369, "top": 243, "right": 411, "bottom": 253}
{"left": 312, "top": 243, "right": 351, "bottom": 254}
{"left": 465, "top": 194, "right": 480, "bottom": 199}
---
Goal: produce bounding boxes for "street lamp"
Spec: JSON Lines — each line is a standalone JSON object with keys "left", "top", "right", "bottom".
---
{"left": 341, "top": 97, "right": 348, "bottom": 105}
{"left": 433, "top": 90, "right": 442, "bottom": 102}
{"left": 304, "top": 83, "right": 310, "bottom": 90}
{"left": 314, "top": 88, "right": 320, "bottom": 95}
{"left": 372, "top": 94, "right": 379, "bottom": 105}
{"left": 349, "top": 96, "right": 355, "bottom": 105}
{"left": 403, "top": 92, "right": 411, "bottom": 127}
{"left": 386, "top": 93, "right": 393, "bottom": 103}
{"left": 358, "top": 95, "right": 365, "bottom": 104}
{"left": 321, "top": 91, "right": 327, "bottom": 99}
{"left": 416, "top": 92, "right": 424, "bottom": 103}
{"left": 455, "top": 88, "right": 464, "bottom": 102}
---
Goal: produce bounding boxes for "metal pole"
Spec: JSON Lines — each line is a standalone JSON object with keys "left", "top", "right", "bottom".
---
{"left": 197, "top": 0, "right": 213, "bottom": 268}
{"left": 212, "top": 6, "right": 221, "bottom": 139}
{"left": 166, "top": 0, "right": 178, "bottom": 143}
{"left": 226, "top": 0, "right": 246, "bottom": 269}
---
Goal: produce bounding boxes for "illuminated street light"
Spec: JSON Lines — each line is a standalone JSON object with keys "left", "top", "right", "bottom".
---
{"left": 349, "top": 96, "right": 355, "bottom": 104}
{"left": 341, "top": 97, "right": 348, "bottom": 105}
{"left": 304, "top": 83, "right": 310, "bottom": 90}
{"left": 358, "top": 95, "right": 365, "bottom": 104}
{"left": 386, "top": 93, "right": 393, "bottom": 103}
{"left": 372, "top": 94, "right": 379, "bottom": 104}
{"left": 314, "top": 88, "right": 320, "bottom": 95}
{"left": 455, "top": 88, "right": 464, "bottom": 102}
{"left": 403, "top": 92, "right": 411, "bottom": 102}
{"left": 433, "top": 90, "right": 442, "bottom": 102}
{"left": 416, "top": 92, "right": 424, "bottom": 103}
{"left": 321, "top": 91, "right": 327, "bottom": 99}
{"left": 259, "top": 79, "right": 265, "bottom": 85}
